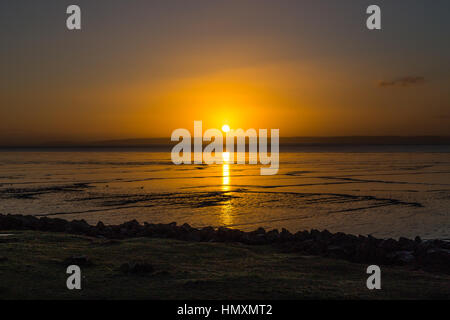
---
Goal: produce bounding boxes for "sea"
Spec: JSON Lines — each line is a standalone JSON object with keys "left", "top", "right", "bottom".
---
{"left": 1, "top": 146, "right": 449, "bottom": 239}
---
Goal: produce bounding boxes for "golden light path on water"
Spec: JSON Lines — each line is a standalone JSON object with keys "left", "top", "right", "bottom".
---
{"left": 220, "top": 152, "right": 233, "bottom": 226}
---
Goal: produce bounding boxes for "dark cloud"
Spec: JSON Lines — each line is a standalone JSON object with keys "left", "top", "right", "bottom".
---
{"left": 378, "top": 76, "right": 426, "bottom": 88}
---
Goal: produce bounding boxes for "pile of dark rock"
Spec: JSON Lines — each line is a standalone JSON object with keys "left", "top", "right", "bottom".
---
{"left": 1, "top": 214, "right": 449, "bottom": 273}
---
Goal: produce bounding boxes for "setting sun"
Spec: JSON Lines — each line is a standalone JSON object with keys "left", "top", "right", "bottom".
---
{"left": 222, "top": 151, "right": 230, "bottom": 162}
{"left": 222, "top": 124, "right": 231, "bottom": 133}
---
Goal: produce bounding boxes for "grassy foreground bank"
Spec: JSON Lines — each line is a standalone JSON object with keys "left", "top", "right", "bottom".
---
{"left": 0, "top": 231, "right": 449, "bottom": 299}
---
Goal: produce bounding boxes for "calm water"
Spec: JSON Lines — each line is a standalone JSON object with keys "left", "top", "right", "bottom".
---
{"left": 0, "top": 151, "right": 449, "bottom": 239}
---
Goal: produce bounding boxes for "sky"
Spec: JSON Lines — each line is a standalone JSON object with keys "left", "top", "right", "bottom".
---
{"left": 1, "top": 0, "right": 449, "bottom": 145}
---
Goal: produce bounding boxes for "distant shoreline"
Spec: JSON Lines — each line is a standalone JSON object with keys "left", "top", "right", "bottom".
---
{"left": 1, "top": 145, "right": 450, "bottom": 153}
{"left": 2, "top": 136, "right": 450, "bottom": 149}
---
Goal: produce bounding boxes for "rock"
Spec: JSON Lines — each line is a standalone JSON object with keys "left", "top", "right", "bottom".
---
{"left": 64, "top": 255, "right": 92, "bottom": 267}
{"left": 353, "top": 242, "right": 371, "bottom": 263}
{"left": 240, "top": 232, "right": 264, "bottom": 245}
{"left": 320, "top": 229, "right": 332, "bottom": 241}
{"left": 1, "top": 214, "right": 448, "bottom": 270}
{"left": 119, "top": 220, "right": 143, "bottom": 236}
{"left": 37, "top": 217, "right": 68, "bottom": 232}
{"left": 176, "top": 223, "right": 199, "bottom": 241}
{"left": 66, "top": 219, "right": 91, "bottom": 234}
{"left": 310, "top": 241, "right": 327, "bottom": 255}
{"left": 330, "top": 232, "right": 347, "bottom": 244}
{"left": 387, "top": 251, "right": 416, "bottom": 265}
{"left": 216, "top": 227, "right": 243, "bottom": 242}
{"left": 266, "top": 229, "right": 280, "bottom": 242}
{"left": 123, "top": 219, "right": 140, "bottom": 230}
{"left": 398, "top": 237, "right": 416, "bottom": 251}
{"left": 0, "top": 215, "right": 25, "bottom": 230}
{"left": 379, "top": 238, "right": 399, "bottom": 252}
{"left": 367, "top": 235, "right": 381, "bottom": 246}
{"left": 181, "top": 223, "right": 193, "bottom": 231}
{"left": 199, "top": 227, "right": 215, "bottom": 241}
{"left": 120, "top": 261, "right": 154, "bottom": 274}
{"left": 415, "top": 240, "right": 434, "bottom": 258}
{"left": 254, "top": 227, "right": 266, "bottom": 235}
{"left": 283, "top": 239, "right": 312, "bottom": 253}
{"left": 422, "top": 248, "right": 450, "bottom": 272}
{"left": 184, "top": 230, "right": 202, "bottom": 242}
{"left": 153, "top": 223, "right": 177, "bottom": 238}
{"left": 96, "top": 221, "right": 106, "bottom": 230}
{"left": 293, "top": 230, "right": 309, "bottom": 242}
{"left": 280, "top": 228, "right": 293, "bottom": 241}
{"left": 310, "top": 229, "right": 321, "bottom": 240}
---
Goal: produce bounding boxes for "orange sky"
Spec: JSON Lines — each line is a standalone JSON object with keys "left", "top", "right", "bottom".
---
{"left": 1, "top": 1, "right": 449, "bottom": 145}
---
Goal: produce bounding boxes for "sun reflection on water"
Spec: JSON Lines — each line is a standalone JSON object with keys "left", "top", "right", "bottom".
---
{"left": 222, "top": 164, "right": 230, "bottom": 190}
{"left": 220, "top": 152, "right": 233, "bottom": 226}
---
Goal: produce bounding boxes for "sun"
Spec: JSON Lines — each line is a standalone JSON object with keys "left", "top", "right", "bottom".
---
{"left": 222, "top": 124, "right": 230, "bottom": 133}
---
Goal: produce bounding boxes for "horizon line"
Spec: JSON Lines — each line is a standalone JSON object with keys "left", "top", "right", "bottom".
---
{"left": 1, "top": 136, "right": 450, "bottom": 148}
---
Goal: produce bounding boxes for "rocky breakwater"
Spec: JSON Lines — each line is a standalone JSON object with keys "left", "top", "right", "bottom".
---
{"left": 0, "top": 214, "right": 449, "bottom": 274}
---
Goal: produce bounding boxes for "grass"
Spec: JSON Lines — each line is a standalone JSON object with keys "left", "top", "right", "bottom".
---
{"left": 0, "top": 231, "right": 449, "bottom": 299}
